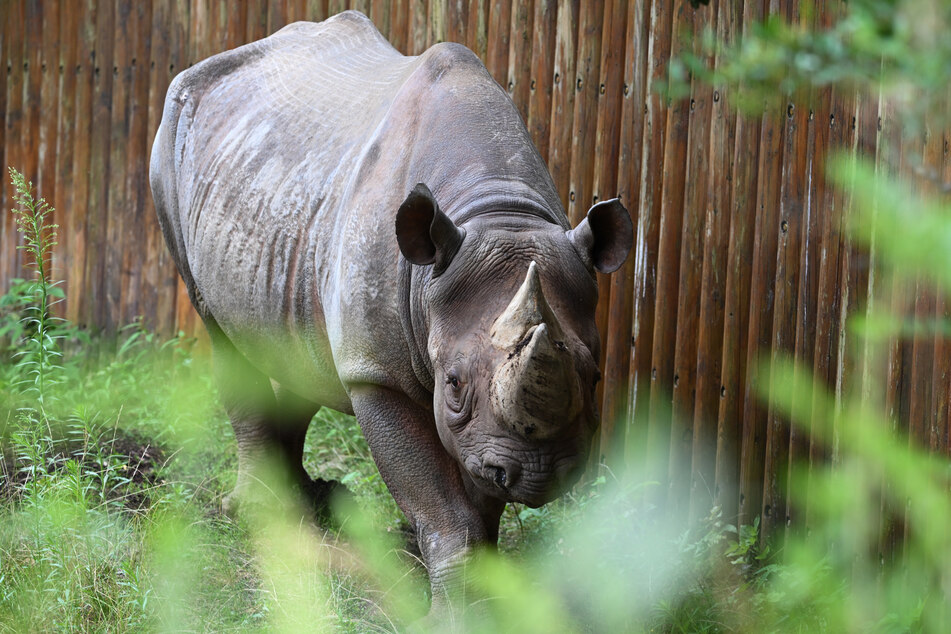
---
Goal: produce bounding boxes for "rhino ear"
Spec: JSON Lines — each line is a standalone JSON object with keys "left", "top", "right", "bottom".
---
{"left": 395, "top": 183, "right": 466, "bottom": 276}
{"left": 566, "top": 198, "right": 633, "bottom": 273}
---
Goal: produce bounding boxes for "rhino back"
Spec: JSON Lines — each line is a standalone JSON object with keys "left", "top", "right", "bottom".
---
{"left": 152, "top": 12, "right": 425, "bottom": 404}
{"left": 151, "top": 10, "right": 566, "bottom": 405}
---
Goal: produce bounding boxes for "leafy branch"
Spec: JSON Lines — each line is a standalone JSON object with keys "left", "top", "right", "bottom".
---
{"left": 669, "top": 0, "right": 951, "bottom": 135}
{"left": 7, "top": 167, "right": 64, "bottom": 406}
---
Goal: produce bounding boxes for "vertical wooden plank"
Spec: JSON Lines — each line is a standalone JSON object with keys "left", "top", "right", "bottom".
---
{"left": 54, "top": 0, "right": 79, "bottom": 318}
{"left": 216, "top": 2, "right": 250, "bottom": 70}
{"left": 38, "top": 0, "right": 60, "bottom": 287}
{"left": 645, "top": 0, "right": 690, "bottom": 506}
{"left": 564, "top": 0, "right": 603, "bottom": 226}
{"left": 445, "top": 0, "right": 466, "bottom": 43}
{"left": 860, "top": 90, "right": 893, "bottom": 577}
{"left": 425, "top": 0, "right": 446, "bottom": 47}
{"left": 737, "top": 11, "right": 784, "bottom": 528}
{"left": 247, "top": 0, "right": 269, "bottom": 41}
{"left": 103, "top": 0, "right": 133, "bottom": 334}
{"left": 191, "top": 0, "right": 214, "bottom": 63}
{"left": 65, "top": 0, "right": 96, "bottom": 326}
{"left": 789, "top": 0, "right": 843, "bottom": 536}
{"left": 545, "top": 0, "right": 578, "bottom": 208}
{"left": 284, "top": 0, "right": 308, "bottom": 23}
{"left": 626, "top": 0, "right": 672, "bottom": 476}
{"left": 717, "top": 0, "right": 771, "bottom": 527}
{"left": 525, "top": 0, "right": 555, "bottom": 161}
{"left": 791, "top": 92, "right": 831, "bottom": 537}
{"left": 304, "top": 0, "right": 331, "bottom": 23}
{"left": 504, "top": 0, "right": 532, "bottom": 122}
{"left": 803, "top": 90, "right": 860, "bottom": 538}
{"left": 267, "top": 0, "right": 290, "bottom": 33}
{"left": 83, "top": 0, "right": 115, "bottom": 330}
{"left": 120, "top": 1, "right": 152, "bottom": 327}
{"left": 0, "top": 1, "right": 23, "bottom": 287}
{"left": 388, "top": 0, "right": 409, "bottom": 53}
{"left": 188, "top": 0, "right": 209, "bottom": 63}
{"left": 293, "top": 0, "right": 310, "bottom": 23}
{"left": 370, "top": 1, "right": 393, "bottom": 39}
{"left": 0, "top": 3, "right": 6, "bottom": 283}
{"left": 327, "top": 0, "right": 348, "bottom": 15}
{"left": 207, "top": 0, "right": 222, "bottom": 39}
{"left": 934, "top": 119, "right": 951, "bottom": 455}
{"left": 484, "top": 0, "right": 510, "bottom": 84}
{"left": 907, "top": 124, "right": 943, "bottom": 447}
{"left": 409, "top": 0, "right": 427, "bottom": 55}
{"left": 586, "top": 0, "right": 626, "bottom": 468}
{"left": 235, "top": 0, "right": 252, "bottom": 42}
{"left": 601, "top": 0, "right": 648, "bottom": 468}
{"left": 715, "top": 90, "right": 762, "bottom": 525}
{"left": 690, "top": 0, "right": 740, "bottom": 523}
{"left": 895, "top": 132, "right": 921, "bottom": 563}
{"left": 171, "top": 0, "right": 191, "bottom": 81}
{"left": 879, "top": 102, "right": 912, "bottom": 564}
{"left": 589, "top": 0, "right": 626, "bottom": 213}
{"left": 856, "top": 97, "right": 888, "bottom": 429}
{"left": 666, "top": 0, "right": 717, "bottom": 522}
{"left": 838, "top": 95, "right": 880, "bottom": 583}
{"left": 0, "top": 6, "right": 7, "bottom": 255}
{"left": 207, "top": 0, "right": 243, "bottom": 56}
{"left": 19, "top": 0, "right": 43, "bottom": 279}
{"left": 761, "top": 80, "right": 812, "bottom": 541}
{"left": 903, "top": 110, "right": 945, "bottom": 556}
{"left": 464, "top": 0, "right": 488, "bottom": 60}
{"left": 348, "top": 0, "right": 371, "bottom": 18}
{"left": 789, "top": 89, "right": 825, "bottom": 538}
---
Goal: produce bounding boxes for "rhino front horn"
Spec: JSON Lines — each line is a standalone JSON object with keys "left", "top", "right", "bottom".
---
{"left": 489, "top": 262, "right": 579, "bottom": 438}
{"left": 490, "top": 261, "right": 566, "bottom": 350}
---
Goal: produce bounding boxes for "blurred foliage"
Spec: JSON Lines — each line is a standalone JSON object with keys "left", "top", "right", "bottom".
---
{"left": 662, "top": 0, "right": 951, "bottom": 631}
{"left": 669, "top": 0, "right": 951, "bottom": 134}
{"left": 3, "top": 170, "right": 67, "bottom": 405}
{"left": 2, "top": 1, "right": 951, "bottom": 630}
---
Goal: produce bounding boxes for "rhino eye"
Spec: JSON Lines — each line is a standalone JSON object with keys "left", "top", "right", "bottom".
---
{"left": 446, "top": 372, "right": 461, "bottom": 390}
{"left": 444, "top": 370, "right": 469, "bottom": 417}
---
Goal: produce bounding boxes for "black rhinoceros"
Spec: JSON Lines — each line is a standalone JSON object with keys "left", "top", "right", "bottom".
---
{"left": 149, "top": 10, "right": 631, "bottom": 616}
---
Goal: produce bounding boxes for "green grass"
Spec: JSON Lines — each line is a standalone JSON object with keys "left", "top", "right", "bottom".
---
{"left": 0, "top": 320, "right": 766, "bottom": 632}
{"left": 5, "top": 31, "right": 951, "bottom": 625}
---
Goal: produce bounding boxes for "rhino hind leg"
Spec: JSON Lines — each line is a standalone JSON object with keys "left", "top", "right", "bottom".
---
{"left": 210, "top": 328, "right": 344, "bottom": 522}
{"left": 272, "top": 382, "right": 355, "bottom": 526}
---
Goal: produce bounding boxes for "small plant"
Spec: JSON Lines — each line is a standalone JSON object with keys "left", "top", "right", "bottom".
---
{"left": 6, "top": 168, "right": 64, "bottom": 406}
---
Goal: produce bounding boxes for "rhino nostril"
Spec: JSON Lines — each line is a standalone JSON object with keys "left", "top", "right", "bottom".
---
{"left": 492, "top": 466, "right": 507, "bottom": 488}
{"left": 483, "top": 459, "right": 520, "bottom": 490}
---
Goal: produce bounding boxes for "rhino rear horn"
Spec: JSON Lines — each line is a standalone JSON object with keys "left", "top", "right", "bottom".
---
{"left": 395, "top": 183, "right": 466, "bottom": 276}
{"left": 490, "top": 322, "right": 581, "bottom": 439}
{"left": 566, "top": 198, "right": 633, "bottom": 273}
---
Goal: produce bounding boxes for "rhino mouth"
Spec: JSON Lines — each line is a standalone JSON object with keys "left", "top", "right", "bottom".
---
{"left": 464, "top": 451, "right": 584, "bottom": 507}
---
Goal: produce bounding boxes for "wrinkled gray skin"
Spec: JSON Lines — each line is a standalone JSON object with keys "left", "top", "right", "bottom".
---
{"left": 149, "top": 11, "right": 631, "bottom": 617}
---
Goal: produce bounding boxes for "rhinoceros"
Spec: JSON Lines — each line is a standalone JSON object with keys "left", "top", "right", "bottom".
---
{"left": 149, "top": 10, "right": 631, "bottom": 614}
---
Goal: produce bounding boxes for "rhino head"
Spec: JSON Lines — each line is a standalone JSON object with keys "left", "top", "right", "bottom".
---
{"left": 396, "top": 184, "right": 632, "bottom": 507}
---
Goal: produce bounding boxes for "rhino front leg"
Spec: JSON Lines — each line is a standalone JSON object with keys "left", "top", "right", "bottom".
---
{"left": 348, "top": 385, "right": 497, "bottom": 617}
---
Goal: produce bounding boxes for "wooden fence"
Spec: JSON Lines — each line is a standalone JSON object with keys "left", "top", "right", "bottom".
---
{"left": 1, "top": 0, "right": 948, "bottom": 549}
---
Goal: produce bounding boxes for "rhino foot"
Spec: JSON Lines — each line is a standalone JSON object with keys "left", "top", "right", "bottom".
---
{"left": 220, "top": 475, "right": 353, "bottom": 529}
{"left": 388, "top": 521, "right": 423, "bottom": 563}
{"left": 297, "top": 477, "right": 353, "bottom": 528}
